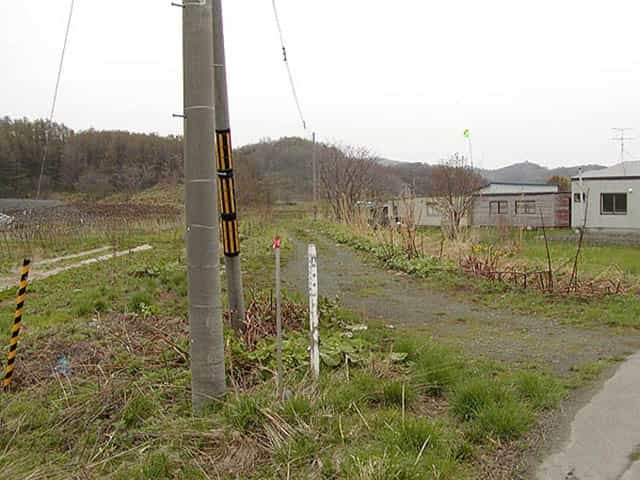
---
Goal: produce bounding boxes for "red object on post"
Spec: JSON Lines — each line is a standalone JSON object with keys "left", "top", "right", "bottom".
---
{"left": 272, "top": 236, "right": 281, "bottom": 249}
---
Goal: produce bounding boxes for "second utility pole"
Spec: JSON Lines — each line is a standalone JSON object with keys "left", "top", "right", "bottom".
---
{"left": 212, "top": 0, "right": 246, "bottom": 332}
{"left": 312, "top": 132, "right": 318, "bottom": 220}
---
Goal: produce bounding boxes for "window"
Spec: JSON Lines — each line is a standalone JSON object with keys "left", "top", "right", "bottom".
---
{"left": 425, "top": 202, "right": 439, "bottom": 217}
{"left": 574, "top": 193, "right": 585, "bottom": 203}
{"left": 601, "top": 193, "right": 627, "bottom": 215}
{"left": 489, "top": 201, "right": 508, "bottom": 215}
{"left": 515, "top": 200, "right": 536, "bottom": 215}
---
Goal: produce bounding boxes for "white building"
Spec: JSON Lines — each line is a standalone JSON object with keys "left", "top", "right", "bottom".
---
{"left": 572, "top": 162, "right": 640, "bottom": 231}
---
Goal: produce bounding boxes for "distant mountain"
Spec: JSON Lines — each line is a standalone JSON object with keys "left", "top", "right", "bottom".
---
{"left": 478, "top": 161, "right": 606, "bottom": 184}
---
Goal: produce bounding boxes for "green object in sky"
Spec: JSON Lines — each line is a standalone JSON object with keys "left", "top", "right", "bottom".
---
{"left": 463, "top": 129, "right": 471, "bottom": 138}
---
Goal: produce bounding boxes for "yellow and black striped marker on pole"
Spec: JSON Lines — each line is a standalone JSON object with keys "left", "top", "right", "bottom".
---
{"left": 216, "top": 129, "right": 240, "bottom": 257}
{"left": 3, "top": 258, "right": 31, "bottom": 388}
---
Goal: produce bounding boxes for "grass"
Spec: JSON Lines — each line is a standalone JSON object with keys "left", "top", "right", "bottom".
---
{"left": 0, "top": 197, "right": 580, "bottom": 479}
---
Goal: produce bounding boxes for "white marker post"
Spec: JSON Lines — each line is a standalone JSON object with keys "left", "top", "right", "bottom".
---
{"left": 308, "top": 244, "right": 320, "bottom": 379}
{"left": 273, "top": 236, "right": 283, "bottom": 398}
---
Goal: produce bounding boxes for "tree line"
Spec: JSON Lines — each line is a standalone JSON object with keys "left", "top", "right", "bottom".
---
{"left": 0, "top": 117, "right": 183, "bottom": 198}
{"left": 1, "top": 117, "right": 509, "bottom": 216}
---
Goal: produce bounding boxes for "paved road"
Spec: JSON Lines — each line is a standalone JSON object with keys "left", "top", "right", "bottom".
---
{"left": 538, "top": 351, "right": 640, "bottom": 480}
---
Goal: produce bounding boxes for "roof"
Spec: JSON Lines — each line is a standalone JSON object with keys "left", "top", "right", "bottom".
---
{"left": 487, "top": 182, "right": 554, "bottom": 187}
{"left": 572, "top": 162, "right": 640, "bottom": 180}
{"left": 478, "top": 183, "right": 559, "bottom": 195}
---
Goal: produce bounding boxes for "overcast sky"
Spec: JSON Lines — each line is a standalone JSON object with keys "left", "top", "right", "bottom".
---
{"left": 2, "top": 0, "right": 639, "bottom": 169}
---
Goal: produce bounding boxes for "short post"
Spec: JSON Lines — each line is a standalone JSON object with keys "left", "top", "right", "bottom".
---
{"left": 273, "top": 236, "right": 283, "bottom": 398}
{"left": 308, "top": 244, "right": 320, "bottom": 379}
{"left": 3, "top": 259, "right": 31, "bottom": 388}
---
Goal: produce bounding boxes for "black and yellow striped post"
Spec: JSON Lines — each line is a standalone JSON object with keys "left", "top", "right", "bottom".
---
{"left": 3, "top": 259, "right": 31, "bottom": 388}
{"left": 216, "top": 129, "right": 240, "bottom": 257}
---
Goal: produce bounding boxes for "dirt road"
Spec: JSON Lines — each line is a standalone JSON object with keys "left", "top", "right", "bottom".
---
{"left": 283, "top": 233, "right": 640, "bottom": 377}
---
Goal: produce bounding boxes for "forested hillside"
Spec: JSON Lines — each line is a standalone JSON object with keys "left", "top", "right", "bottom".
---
{"left": 0, "top": 117, "right": 182, "bottom": 197}
{"left": 0, "top": 117, "right": 604, "bottom": 202}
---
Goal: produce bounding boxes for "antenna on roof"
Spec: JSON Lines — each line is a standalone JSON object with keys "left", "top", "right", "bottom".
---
{"left": 611, "top": 128, "right": 635, "bottom": 165}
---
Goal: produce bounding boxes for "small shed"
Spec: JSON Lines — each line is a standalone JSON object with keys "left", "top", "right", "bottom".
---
{"left": 472, "top": 183, "right": 570, "bottom": 228}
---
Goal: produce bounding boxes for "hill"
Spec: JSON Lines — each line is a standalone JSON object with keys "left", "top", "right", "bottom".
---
{"left": 479, "top": 161, "right": 606, "bottom": 184}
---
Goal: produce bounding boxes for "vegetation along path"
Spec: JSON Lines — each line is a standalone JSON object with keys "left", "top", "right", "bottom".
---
{"left": 283, "top": 231, "right": 640, "bottom": 377}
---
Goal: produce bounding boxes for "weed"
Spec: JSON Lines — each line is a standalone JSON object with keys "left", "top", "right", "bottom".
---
{"left": 281, "top": 395, "right": 313, "bottom": 423}
{"left": 453, "top": 377, "right": 534, "bottom": 441}
{"left": 473, "top": 397, "right": 534, "bottom": 440}
{"left": 223, "top": 394, "right": 264, "bottom": 432}
{"left": 382, "top": 380, "right": 414, "bottom": 408}
{"left": 321, "top": 370, "right": 380, "bottom": 411}
{"left": 451, "top": 377, "right": 507, "bottom": 422}
{"left": 511, "top": 371, "right": 565, "bottom": 410}
{"left": 122, "top": 394, "right": 156, "bottom": 428}
{"left": 411, "top": 343, "right": 463, "bottom": 396}
{"left": 141, "top": 452, "right": 172, "bottom": 479}
{"left": 274, "top": 433, "right": 319, "bottom": 466}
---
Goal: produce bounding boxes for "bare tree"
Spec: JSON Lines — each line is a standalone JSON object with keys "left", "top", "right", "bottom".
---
{"left": 319, "top": 143, "right": 381, "bottom": 221}
{"left": 431, "top": 153, "right": 486, "bottom": 239}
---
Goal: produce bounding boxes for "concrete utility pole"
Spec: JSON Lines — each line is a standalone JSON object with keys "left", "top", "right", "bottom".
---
{"left": 312, "top": 132, "right": 318, "bottom": 220}
{"left": 182, "top": 0, "right": 225, "bottom": 411}
{"left": 212, "top": 0, "right": 245, "bottom": 332}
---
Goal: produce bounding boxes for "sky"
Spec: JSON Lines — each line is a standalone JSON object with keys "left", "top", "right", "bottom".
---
{"left": 2, "top": 0, "right": 640, "bottom": 169}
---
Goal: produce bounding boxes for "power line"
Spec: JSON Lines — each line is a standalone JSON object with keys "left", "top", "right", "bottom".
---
{"left": 270, "top": 0, "right": 307, "bottom": 131}
{"left": 36, "top": 0, "right": 75, "bottom": 199}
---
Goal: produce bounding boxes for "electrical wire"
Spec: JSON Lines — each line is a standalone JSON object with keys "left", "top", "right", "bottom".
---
{"left": 36, "top": 0, "right": 75, "bottom": 199}
{"left": 271, "top": 0, "right": 307, "bottom": 131}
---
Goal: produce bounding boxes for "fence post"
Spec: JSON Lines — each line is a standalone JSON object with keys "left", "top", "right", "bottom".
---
{"left": 308, "top": 244, "right": 320, "bottom": 379}
{"left": 273, "top": 236, "right": 283, "bottom": 398}
{"left": 3, "top": 259, "right": 31, "bottom": 388}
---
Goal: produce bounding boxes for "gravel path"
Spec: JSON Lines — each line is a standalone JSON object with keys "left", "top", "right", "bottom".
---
{"left": 283, "top": 232, "right": 640, "bottom": 478}
{"left": 283, "top": 233, "right": 640, "bottom": 376}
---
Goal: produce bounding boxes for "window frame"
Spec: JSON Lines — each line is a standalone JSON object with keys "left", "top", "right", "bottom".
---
{"left": 515, "top": 200, "right": 537, "bottom": 215}
{"left": 489, "top": 200, "right": 508, "bottom": 216}
{"left": 425, "top": 202, "right": 440, "bottom": 217}
{"left": 600, "top": 193, "right": 627, "bottom": 215}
